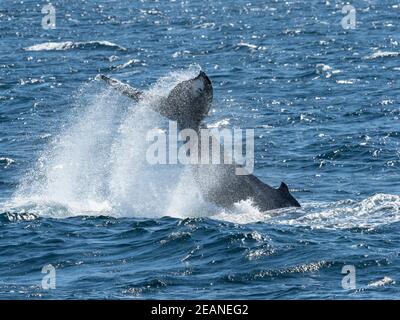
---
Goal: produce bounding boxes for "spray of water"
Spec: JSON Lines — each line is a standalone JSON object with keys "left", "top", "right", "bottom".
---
{"left": 6, "top": 65, "right": 220, "bottom": 218}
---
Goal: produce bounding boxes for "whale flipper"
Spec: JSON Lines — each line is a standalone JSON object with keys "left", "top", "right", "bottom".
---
{"left": 98, "top": 75, "right": 143, "bottom": 101}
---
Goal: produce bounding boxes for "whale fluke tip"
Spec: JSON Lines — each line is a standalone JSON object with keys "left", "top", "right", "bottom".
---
{"left": 197, "top": 70, "right": 212, "bottom": 85}
{"left": 278, "top": 182, "right": 289, "bottom": 195}
{"left": 278, "top": 182, "right": 301, "bottom": 207}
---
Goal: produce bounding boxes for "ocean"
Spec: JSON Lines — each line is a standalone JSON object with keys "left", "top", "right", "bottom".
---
{"left": 0, "top": 0, "right": 399, "bottom": 299}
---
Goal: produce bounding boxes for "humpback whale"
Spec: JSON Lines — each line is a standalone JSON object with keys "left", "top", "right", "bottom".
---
{"left": 99, "top": 72, "right": 300, "bottom": 211}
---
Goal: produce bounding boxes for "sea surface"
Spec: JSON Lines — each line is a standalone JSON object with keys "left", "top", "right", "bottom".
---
{"left": 0, "top": 0, "right": 399, "bottom": 299}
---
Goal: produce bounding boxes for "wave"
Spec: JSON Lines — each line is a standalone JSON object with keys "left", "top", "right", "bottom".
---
{"left": 24, "top": 41, "right": 127, "bottom": 52}
{"left": 364, "top": 50, "right": 400, "bottom": 60}
{"left": 0, "top": 211, "right": 37, "bottom": 222}
{"left": 0, "top": 157, "right": 15, "bottom": 168}
{"left": 2, "top": 193, "right": 399, "bottom": 232}
{"left": 207, "top": 118, "right": 230, "bottom": 128}
{"left": 315, "top": 64, "right": 341, "bottom": 79}
{"left": 211, "top": 194, "right": 400, "bottom": 230}
{"left": 112, "top": 58, "right": 141, "bottom": 70}
{"left": 367, "top": 276, "right": 395, "bottom": 288}
{"left": 271, "top": 194, "right": 400, "bottom": 230}
{"left": 235, "top": 41, "right": 267, "bottom": 52}
{"left": 222, "top": 260, "right": 331, "bottom": 282}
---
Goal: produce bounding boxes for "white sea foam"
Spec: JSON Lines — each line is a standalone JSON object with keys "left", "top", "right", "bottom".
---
{"left": 210, "top": 193, "right": 400, "bottom": 230}
{"left": 24, "top": 41, "right": 126, "bottom": 51}
{"left": 213, "top": 199, "right": 268, "bottom": 224}
{"left": 315, "top": 64, "right": 332, "bottom": 78}
{"left": 207, "top": 118, "right": 230, "bottom": 128}
{"left": 315, "top": 64, "right": 341, "bottom": 79}
{"left": 236, "top": 42, "right": 266, "bottom": 51}
{"left": 364, "top": 50, "right": 400, "bottom": 60}
{"left": 336, "top": 79, "right": 355, "bottom": 84}
{"left": 113, "top": 58, "right": 141, "bottom": 70}
{"left": 0, "top": 157, "right": 15, "bottom": 168}
{"left": 367, "top": 276, "right": 395, "bottom": 288}
{"left": 271, "top": 194, "right": 400, "bottom": 230}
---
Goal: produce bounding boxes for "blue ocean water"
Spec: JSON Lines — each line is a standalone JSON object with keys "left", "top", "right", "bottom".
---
{"left": 1, "top": 0, "right": 399, "bottom": 299}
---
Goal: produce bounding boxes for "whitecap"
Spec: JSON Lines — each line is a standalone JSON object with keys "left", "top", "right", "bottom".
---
{"left": 367, "top": 276, "right": 396, "bottom": 288}
{"left": 315, "top": 64, "right": 341, "bottom": 78}
{"left": 24, "top": 41, "right": 127, "bottom": 52}
{"left": 364, "top": 50, "right": 400, "bottom": 60}
{"left": 236, "top": 42, "right": 265, "bottom": 51}
{"left": 336, "top": 79, "right": 354, "bottom": 84}
{"left": 273, "top": 194, "right": 400, "bottom": 230}
{"left": 207, "top": 118, "right": 230, "bottom": 128}
{"left": 114, "top": 59, "right": 141, "bottom": 70}
{"left": 0, "top": 157, "right": 15, "bottom": 168}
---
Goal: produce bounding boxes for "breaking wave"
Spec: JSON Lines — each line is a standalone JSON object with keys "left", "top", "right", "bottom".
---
{"left": 364, "top": 50, "right": 400, "bottom": 60}
{"left": 24, "top": 41, "right": 127, "bottom": 52}
{"left": 212, "top": 194, "right": 400, "bottom": 230}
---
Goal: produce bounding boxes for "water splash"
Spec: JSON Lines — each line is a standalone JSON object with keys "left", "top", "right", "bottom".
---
{"left": 5, "top": 66, "right": 207, "bottom": 218}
